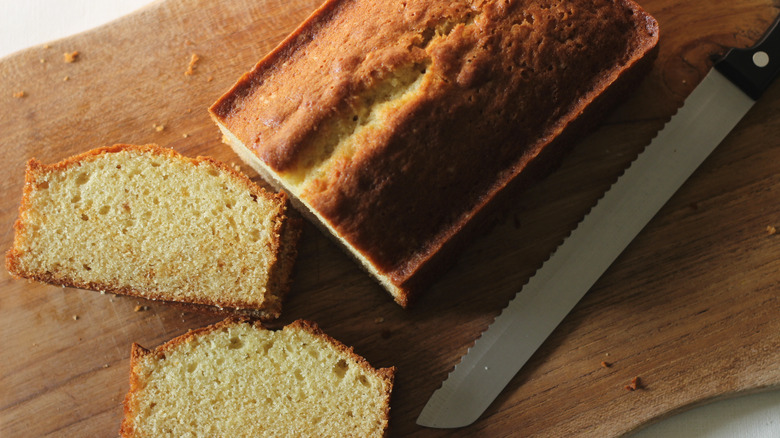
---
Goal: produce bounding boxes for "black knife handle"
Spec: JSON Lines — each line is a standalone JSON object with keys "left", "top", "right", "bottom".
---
{"left": 715, "top": 13, "right": 780, "bottom": 100}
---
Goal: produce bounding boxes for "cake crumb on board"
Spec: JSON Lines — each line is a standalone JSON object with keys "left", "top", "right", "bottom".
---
{"left": 63, "top": 51, "right": 79, "bottom": 63}
{"left": 625, "top": 376, "right": 642, "bottom": 391}
{"left": 13, "top": 91, "right": 26, "bottom": 98}
{"left": 766, "top": 225, "right": 777, "bottom": 235}
{"left": 185, "top": 53, "right": 200, "bottom": 75}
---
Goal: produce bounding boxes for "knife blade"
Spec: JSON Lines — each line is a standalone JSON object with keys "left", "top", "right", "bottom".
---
{"left": 417, "top": 14, "right": 780, "bottom": 429}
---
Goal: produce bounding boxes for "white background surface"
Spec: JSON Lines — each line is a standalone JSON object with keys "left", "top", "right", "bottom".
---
{"left": 1, "top": 1, "right": 779, "bottom": 437}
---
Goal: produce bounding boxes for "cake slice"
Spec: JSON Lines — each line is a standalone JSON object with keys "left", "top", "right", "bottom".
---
{"left": 120, "top": 317, "right": 395, "bottom": 437}
{"left": 210, "top": 0, "right": 659, "bottom": 306}
{"left": 6, "top": 144, "right": 300, "bottom": 319}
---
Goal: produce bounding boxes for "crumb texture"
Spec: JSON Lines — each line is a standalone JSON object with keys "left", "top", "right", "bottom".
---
{"left": 6, "top": 145, "right": 296, "bottom": 316}
{"left": 121, "top": 319, "right": 393, "bottom": 437}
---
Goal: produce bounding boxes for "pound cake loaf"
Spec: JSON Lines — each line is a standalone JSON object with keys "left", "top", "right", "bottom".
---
{"left": 120, "top": 317, "right": 395, "bottom": 437}
{"left": 210, "top": 0, "right": 659, "bottom": 306}
{"left": 6, "top": 144, "right": 300, "bottom": 319}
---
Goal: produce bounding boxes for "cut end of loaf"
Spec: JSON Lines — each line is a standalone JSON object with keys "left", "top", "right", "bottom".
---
{"left": 120, "top": 317, "right": 395, "bottom": 437}
{"left": 211, "top": 118, "right": 411, "bottom": 307}
{"left": 6, "top": 144, "right": 301, "bottom": 319}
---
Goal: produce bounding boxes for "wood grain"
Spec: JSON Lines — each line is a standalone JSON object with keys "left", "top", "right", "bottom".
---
{"left": 1, "top": 0, "right": 779, "bottom": 436}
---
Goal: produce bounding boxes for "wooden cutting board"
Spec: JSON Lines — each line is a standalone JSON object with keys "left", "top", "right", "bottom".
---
{"left": 2, "top": 0, "right": 779, "bottom": 436}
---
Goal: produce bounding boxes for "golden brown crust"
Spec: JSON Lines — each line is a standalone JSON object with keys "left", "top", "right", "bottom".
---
{"left": 6, "top": 157, "right": 48, "bottom": 279}
{"left": 210, "top": 0, "right": 660, "bottom": 306}
{"left": 209, "top": 0, "right": 343, "bottom": 121}
{"left": 6, "top": 144, "right": 298, "bottom": 319}
{"left": 120, "top": 343, "right": 151, "bottom": 437}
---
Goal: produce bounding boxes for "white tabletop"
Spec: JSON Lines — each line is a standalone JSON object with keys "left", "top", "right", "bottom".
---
{"left": 2, "top": 1, "right": 779, "bottom": 436}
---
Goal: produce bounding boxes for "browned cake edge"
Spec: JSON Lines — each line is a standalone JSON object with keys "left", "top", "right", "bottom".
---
{"left": 5, "top": 144, "right": 301, "bottom": 320}
{"left": 119, "top": 317, "right": 396, "bottom": 437}
{"left": 210, "top": 1, "right": 660, "bottom": 307}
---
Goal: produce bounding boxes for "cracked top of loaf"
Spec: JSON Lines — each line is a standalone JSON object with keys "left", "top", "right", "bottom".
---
{"left": 211, "top": 0, "right": 658, "bottom": 305}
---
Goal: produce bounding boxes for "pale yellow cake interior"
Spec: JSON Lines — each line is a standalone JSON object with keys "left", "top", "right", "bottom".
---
{"left": 128, "top": 322, "right": 390, "bottom": 437}
{"left": 13, "top": 148, "right": 283, "bottom": 307}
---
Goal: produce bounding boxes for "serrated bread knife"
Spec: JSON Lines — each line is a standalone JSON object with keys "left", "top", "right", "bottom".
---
{"left": 417, "top": 15, "right": 780, "bottom": 429}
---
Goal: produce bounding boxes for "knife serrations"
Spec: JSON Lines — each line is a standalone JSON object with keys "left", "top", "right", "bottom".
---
{"left": 417, "top": 69, "right": 757, "bottom": 428}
